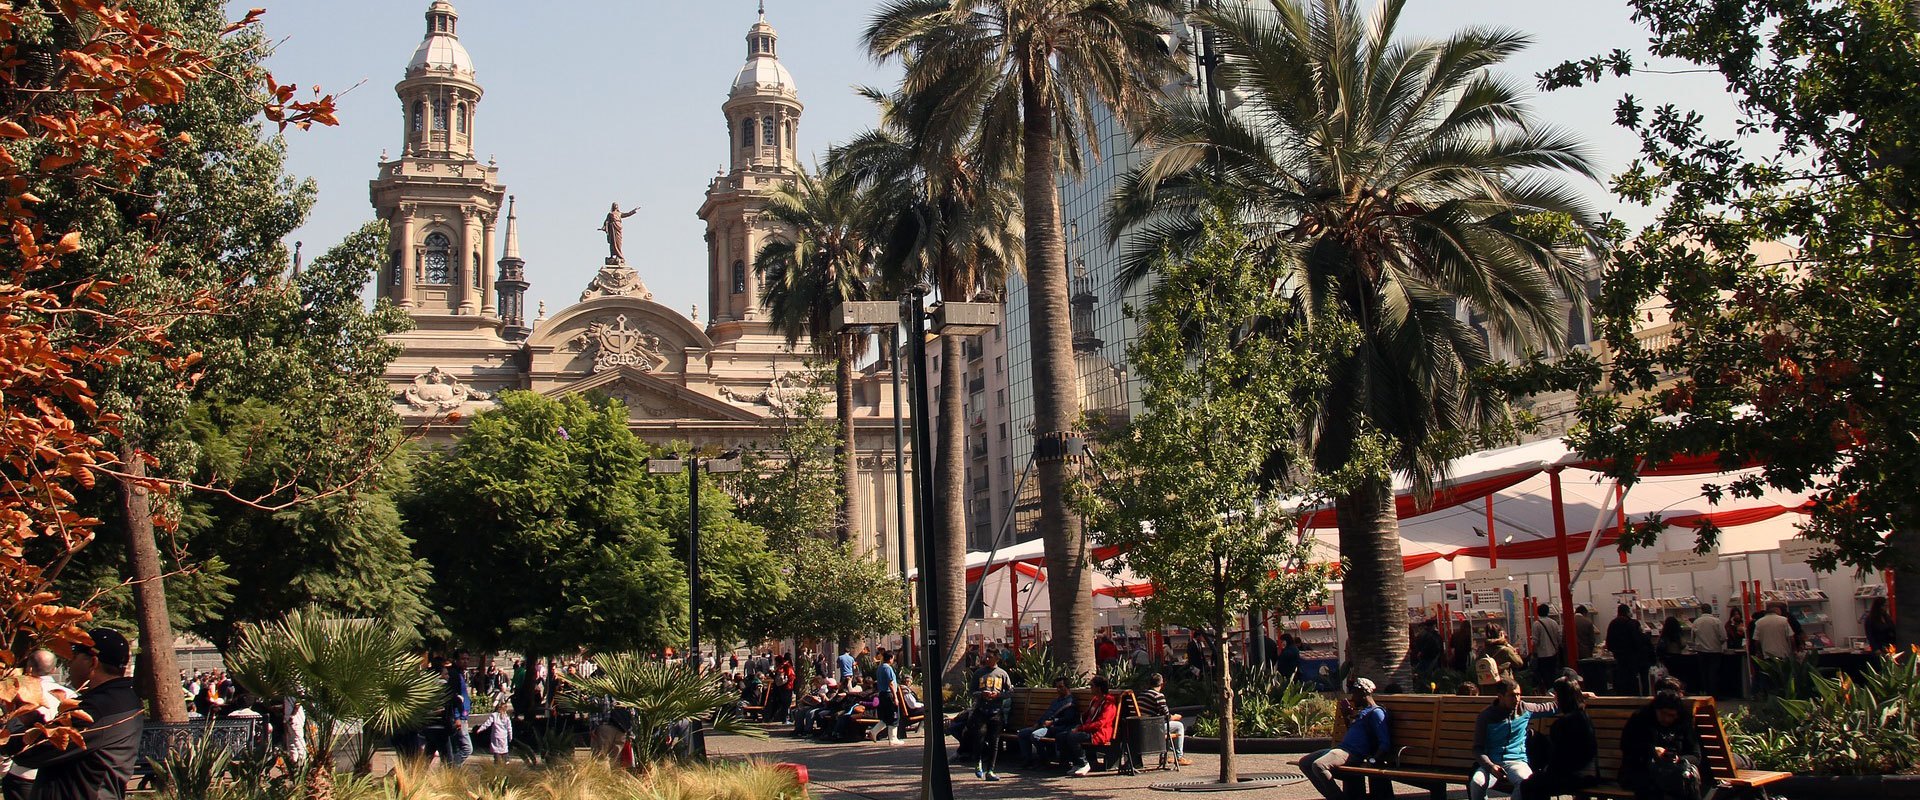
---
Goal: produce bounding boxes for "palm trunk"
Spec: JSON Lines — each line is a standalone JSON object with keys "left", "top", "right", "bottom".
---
{"left": 1021, "top": 72, "right": 1095, "bottom": 678}
{"left": 836, "top": 335, "right": 859, "bottom": 546}
{"left": 1336, "top": 473, "right": 1411, "bottom": 688}
{"left": 119, "top": 444, "right": 186, "bottom": 722}
{"left": 936, "top": 331, "right": 969, "bottom": 684}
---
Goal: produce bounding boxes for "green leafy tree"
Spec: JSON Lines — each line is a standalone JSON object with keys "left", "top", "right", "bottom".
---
{"left": 748, "top": 542, "right": 911, "bottom": 649}
{"left": 406, "top": 392, "right": 686, "bottom": 660}
{"left": 652, "top": 462, "right": 786, "bottom": 654}
{"left": 1529, "top": 0, "right": 1920, "bottom": 644}
{"left": 756, "top": 167, "right": 885, "bottom": 546}
{"left": 866, "top": 0, "right": 1184, "bottom": 677}
{"left": 1085, "top": 211, "right": 1345, "bottom": 783}
{"left": 729, "top": 368, "right": 842, "bottom": 552}
{"left": 1109, "top": 0, "right": 1602, "bottom": 682}
{"left": 228, "top": 607, "right": 443, "bottom": 800}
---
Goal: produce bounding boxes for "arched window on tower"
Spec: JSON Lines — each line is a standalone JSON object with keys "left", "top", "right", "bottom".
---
{"left": 424, "top": 232, "right": 450, "bottom": 284}
{"left": 411, "top": 101, "right": 425, "bottom": 133}
{"left": 786, "top": 120, "right": 795, "bottom": 151}
{"left": 732, "top": 260, "right": 746, "bottom": 294}
{"left": 763, "top": 116, "right": 777, "bottom": 147}
{"left": 456, "top": 103, "right": 467, "bottom": 134}
{"left": 433, "top": 97, "right": 449, "bottom": 131}
{"left": 472, "top": 252, "right": 482, "bottom": 288}
{"left": 742, "top": 118, "right": 755, "bottom": 148}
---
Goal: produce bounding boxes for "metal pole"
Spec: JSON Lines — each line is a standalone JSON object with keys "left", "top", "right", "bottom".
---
{"left": 891, "top": 335, "right": 914, "bottom": 674}
{"left": 905, "top": 288, "right": 953, "bottom": 800}
{"left": 689, "top": 459, "right": 702, "bottom": 672}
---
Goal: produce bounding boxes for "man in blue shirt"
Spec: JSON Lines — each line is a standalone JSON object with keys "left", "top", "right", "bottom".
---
{"left": 873, "top": 649, "right": 903, "bottom": 744}
{"left": 444, "top": 652, "right": 473, "bottom": 765}
{"left": 837, "top": 650, "right": 856, "bottom": 686}
{"left": 1470, "top": 678, "right": 1559, "bottom": 800}
{"left": 1301, "top": 677, "right": 1391, "bottom": 800}
{"left": 1016, "top": 677, "right": 1081, "bottom": 767}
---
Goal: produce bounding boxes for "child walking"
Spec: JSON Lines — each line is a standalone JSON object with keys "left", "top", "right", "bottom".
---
{"left": 473, "top": 700, "right": 514, "bottom": 764}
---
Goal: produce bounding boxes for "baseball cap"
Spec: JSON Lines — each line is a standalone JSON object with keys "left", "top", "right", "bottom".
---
{"left": 75, "top": 628, "right": 132, "bottom": 669}
{"left": 1347, "top": 677, "right": 1376, "bottom": 694}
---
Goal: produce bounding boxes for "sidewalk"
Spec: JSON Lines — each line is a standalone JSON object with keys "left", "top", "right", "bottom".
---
{"left": 706, "top": 727, "right": 1449, "bottom": 799}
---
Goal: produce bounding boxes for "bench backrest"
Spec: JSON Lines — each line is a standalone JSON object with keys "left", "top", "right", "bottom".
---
{"left": 1006, "top": 687, "right": 1137, "bottom": 730}
{"left": 1333, "top": 695, "right": 1740, "bottom": 783}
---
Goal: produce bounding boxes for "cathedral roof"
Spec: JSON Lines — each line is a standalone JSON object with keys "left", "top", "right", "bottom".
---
{"left": 731, "top": 10, "right": 795, "bottom": 98}
{"left": 408, "top": 0, "right": 475, "bottom": 77}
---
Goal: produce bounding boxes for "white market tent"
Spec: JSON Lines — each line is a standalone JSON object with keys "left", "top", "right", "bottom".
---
{"left": 944, "top": 436, "right": 1867, "bottom": 653}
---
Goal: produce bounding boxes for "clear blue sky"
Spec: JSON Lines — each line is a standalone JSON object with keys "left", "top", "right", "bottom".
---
{"left": 247, "top": 1, "right": 1730, "bottom": 317}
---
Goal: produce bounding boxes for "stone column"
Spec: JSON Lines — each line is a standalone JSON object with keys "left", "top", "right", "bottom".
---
{"left": 396, "top": 205, "right": 417, "bottom": 309}
{"left": 481, "top": 211, "right": 497, "bottom": 316}
{"left": 459, "top": 205, "right": 480, "bottom": 315}
{"left": 741, "top": 219, "right": 759, "bottom": 321}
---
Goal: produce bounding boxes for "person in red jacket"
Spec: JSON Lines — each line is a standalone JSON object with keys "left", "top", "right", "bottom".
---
{"left": 1060, "top": 676, "right": 1118, "bottom": 776}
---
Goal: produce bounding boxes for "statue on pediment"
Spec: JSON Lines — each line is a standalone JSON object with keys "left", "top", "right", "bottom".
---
{"left": 399, "top": 366, "right": 492, "bottom": 412}
{"left": 570, "top": 314, "right": 667, "bottom": 373}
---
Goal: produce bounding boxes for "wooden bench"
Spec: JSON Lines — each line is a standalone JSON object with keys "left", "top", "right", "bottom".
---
{"left": 994, "top": 688, "right": 1169, "bottom": 773}
{"left": 739, "top": 682, "right": 771, "bottom": 719}
{"left": 1330, "top": 695, "right": 1790, "bottom": 800}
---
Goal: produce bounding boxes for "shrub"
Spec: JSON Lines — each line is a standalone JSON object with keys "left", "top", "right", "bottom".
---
{"left": 1727, "top": 648, "right": 1920, "bottom": 775}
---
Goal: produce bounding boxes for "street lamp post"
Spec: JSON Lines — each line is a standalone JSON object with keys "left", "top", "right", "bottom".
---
{"left": 832, "top": 291, "right": 998, "bottom": 800}
{"left": 649, "top": 451, "right": 743, "bottom": 671}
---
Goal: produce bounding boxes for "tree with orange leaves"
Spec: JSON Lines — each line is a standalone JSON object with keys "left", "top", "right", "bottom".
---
{"left": 0, "top": 0, "right": 339, "bottom": 728}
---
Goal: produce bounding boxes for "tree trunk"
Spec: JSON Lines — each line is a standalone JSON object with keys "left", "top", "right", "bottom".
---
{"left": 935, "top": 332, "right": 970, "bottom": 684}
{"left": 119, "top": 444, "right": 185, "bottom": 722}
{"left": 836, "top": 337, "right": 860, "bottom": 546}
{"left": 1021, "top": 72, "right": 1094, "bottom": 678}
{"left": 1891, "top": 520, "right": 1920, "bottom": 647}
{"left": 1215, "top": 612, "right": 1237, "bottom": 784}
{"left": 1336, "top": 473, "right": 1411, "bottom": 688}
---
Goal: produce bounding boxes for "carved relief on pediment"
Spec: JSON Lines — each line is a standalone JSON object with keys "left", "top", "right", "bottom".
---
{"left": 399, "top": 366, "right": 493, "bottom": 412}
{"left": 717, "top": 372, "right": 809, "bottom": 414}
{"left": 596, "top": 385, "right": 682, "bottom": 420}
{"left": 568, "top": 314, "right": 667, "bottom": 373}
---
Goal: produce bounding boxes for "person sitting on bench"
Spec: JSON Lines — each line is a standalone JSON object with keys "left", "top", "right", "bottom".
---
{"left": 1300, "top": 677, "right": 1390, "bottom": 800}
{"left": 1018, "top": 677, "right": 1080, "bottom": 768}
{"left": 1060, "top": 676, "right": 1119, "bottom": 777}
{"left": 1470, "top": 678, "right": 1560, "bottom": 800}
{"left": 1137, "top": 672, "right": 1193, "bottom": 767}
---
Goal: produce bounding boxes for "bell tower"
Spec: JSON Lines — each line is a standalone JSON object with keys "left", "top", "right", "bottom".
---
{"left": 698, "top": 5, "right": 803, "bottom": 338}
{"left": 370, "top": 0, "right": 507, "bottom": 326}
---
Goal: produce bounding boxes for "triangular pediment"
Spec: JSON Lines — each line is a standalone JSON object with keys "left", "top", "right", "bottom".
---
{"left": 541, "top": 367, "right": 762, "bottom": 423}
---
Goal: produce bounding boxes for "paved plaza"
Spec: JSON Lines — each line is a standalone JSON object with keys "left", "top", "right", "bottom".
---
{"left": 706, "top": 727, "right": 1456, "bottom": 799}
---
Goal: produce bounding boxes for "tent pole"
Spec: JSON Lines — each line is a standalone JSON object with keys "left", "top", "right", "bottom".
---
{"left": 1486, "top": 495, "right": 1499, "bottom": 568}
{"left": 1549, "top": 468, "right": 1579, "bottom": 667}
{"left": 1009, "top": 565, "right": 1022, "bottom": 651}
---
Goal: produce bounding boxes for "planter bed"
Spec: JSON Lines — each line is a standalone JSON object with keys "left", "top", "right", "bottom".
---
{"left": 1770, "top": 774, "right": 1920, "bottom": 800}
{"left": 1181, "top": 735, "right": 1330, "bottom": 755}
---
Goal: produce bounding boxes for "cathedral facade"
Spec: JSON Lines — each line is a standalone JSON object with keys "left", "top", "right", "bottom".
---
{"left": 372, "top": 1, "right": 912, "bottom": 562}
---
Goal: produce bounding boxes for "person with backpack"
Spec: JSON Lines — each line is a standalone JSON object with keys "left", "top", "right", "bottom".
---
{"left": 1522, "top": 674, "right": 1599, "bottom": 799}
{"left": 1476, "top": 625, "right": 1523, "bottom": 693}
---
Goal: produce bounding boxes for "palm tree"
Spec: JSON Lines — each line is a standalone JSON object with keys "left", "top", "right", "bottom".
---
{"left": 866, "top": 0, "right": 1184, "bottom": 676}
{"left": 756, "top": 167, "right": 884, "bottom": 546}
{"left": 228, "top": 607, "right": 442, "bottom": 800}
{"left": 834, "top": 86, "right": 1024, "bottom": 683}
{"left": 1110, "top": 0, "right": 1602, "bottom": 683}
{"left": 558, "top": 654, "right": 763, "bottom": 768}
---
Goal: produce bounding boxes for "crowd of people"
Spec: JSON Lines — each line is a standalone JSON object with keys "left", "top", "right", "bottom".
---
{"left": 1303, "top": 670, "right": 1714, "bottom": 800}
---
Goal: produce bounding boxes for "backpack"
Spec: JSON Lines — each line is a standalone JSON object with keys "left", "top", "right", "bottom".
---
{"left": 1475, "top": 655, "right": 1500, "bottom": 684}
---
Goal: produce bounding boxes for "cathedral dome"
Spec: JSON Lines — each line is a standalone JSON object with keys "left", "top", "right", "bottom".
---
{"left": 732, "top": 57, "right": 796, "bottom": 97}
{"left": 407, "top": 0, "right": 474, "bottom": 77}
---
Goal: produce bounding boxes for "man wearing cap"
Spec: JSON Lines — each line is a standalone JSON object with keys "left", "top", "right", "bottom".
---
{"left": 1300, "top": 677, "right": 1391, "bottom": 800}
{"left": 6, "top": 629, "right": 143, "bottom": 800}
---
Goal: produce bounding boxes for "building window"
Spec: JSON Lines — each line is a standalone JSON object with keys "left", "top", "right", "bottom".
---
{"left": 998, "top": 422, "right": 1007, "bottom": 441}
{"left": 411, "top": 101, "right": 424, "bottom": 132}
{"left": 997, "top": 389, "right": 1005, "bottom": 407}
{"left": 423, "top": 232, "right": 451, "bottom": 284}
{"left": 732, "top": 260, "right": 746, "bottom": 294}
{"left": 741, "top": 118, "right": 755, "bottom": 147}
{"left": 763, "top": 116, "right": 777, "bottom": 147}
{"left": 996, "top": 356, "right": 1004, "bottom": 374}
{"left": 391, "top": 251, "right": 401, "bottom": 286}
{"left": 432, "top": 97, "right": 448, "bottom": 131}
{"left": 456, "top": 103, "right": 467, "bottom": 134}
{"left": 472, "top": 252, "right": 482, "bottom": 288}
